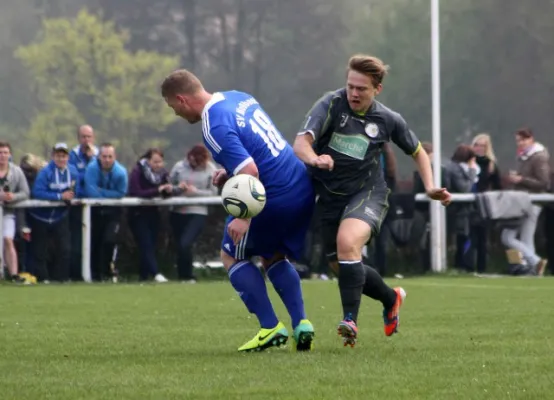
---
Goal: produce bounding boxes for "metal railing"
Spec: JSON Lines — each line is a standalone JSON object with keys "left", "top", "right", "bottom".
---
{"left": 1, "top": 193, "right": 553, "bottom": 279}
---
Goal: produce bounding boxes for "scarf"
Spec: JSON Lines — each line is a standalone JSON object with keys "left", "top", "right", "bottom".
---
{"left": 139, "top": 158, "right": 163, "bottom": 185}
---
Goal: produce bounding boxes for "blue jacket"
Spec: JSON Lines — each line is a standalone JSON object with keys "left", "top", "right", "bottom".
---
{"left": 84, "top": 159, "right": 128, "bottom": 198}
{"left": 30, "top": 161, "right": 83, "bottom": 224}
{"left": 69, "top": 145, "right": 98, "bottom": 186}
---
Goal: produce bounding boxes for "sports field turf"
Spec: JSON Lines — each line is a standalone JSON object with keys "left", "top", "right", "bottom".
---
{"left": 2, "top": 277, "right": 552, "bottom": 399}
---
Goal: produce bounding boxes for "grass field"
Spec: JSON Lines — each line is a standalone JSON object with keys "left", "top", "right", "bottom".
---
{"left": 2, "top": 276, "right": 553, "bottom": 400}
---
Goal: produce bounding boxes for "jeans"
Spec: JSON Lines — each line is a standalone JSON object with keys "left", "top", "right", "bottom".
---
{"left": 170, "top": 213, "right": 206, "bottom": 280}
{"left": 30, "top": 215, "right": 70, "bottom": 282}
{"left": 470, "top": 224, "right": 488, "bottom": 273}
{"left": 129, "top": 211, "right": 161, "bottom": 280}
{"left": 544, "top": 207, "right": 554, "bottom": 274}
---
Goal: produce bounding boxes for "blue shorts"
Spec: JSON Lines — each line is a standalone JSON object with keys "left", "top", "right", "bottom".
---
{"left": 221, "top": 191, "right": 315, "bottom": 261}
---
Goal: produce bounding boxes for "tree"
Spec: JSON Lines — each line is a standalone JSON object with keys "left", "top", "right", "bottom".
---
{"left": 15, "top": 9, "right": 179, "bottom": 164}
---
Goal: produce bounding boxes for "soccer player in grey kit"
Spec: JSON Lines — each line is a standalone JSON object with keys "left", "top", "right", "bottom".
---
{"left": 294, "top": 54, "right": 451, "bottom": 347}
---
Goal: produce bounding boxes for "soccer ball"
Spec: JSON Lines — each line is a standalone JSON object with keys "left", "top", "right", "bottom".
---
{"left": 221, "top": 174, "right": 266, "bottom": 218}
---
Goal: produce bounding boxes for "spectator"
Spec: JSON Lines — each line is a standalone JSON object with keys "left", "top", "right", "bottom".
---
{"left": 169, "top": 144, "right": 217, "bottom": 283}
{"left": 0, "top": 142, "right": 30, "bottom": 282}
{"left": 84, "top": 143, "right": 127, "bottom": 282}
{"left": 504, "top": 128, "right": 549, "bottom": 275}
{"left": 16, "top": 154, "right": 47, "bottom": 274}
{"left": 544, "top": 165, "right": 554, "bottom": 274}
{"left": 68, "top": 125, "right": 98, "bottom": 281}
{"left": 29, "top": 143, "right": 82, "bottom": 282}
{"left": 445, "top": 144, "right": 478, "bottom": 272}
{"left": 471, "top": 133, "right": 502, "bottom": 273}
{"left": 70, "top": 125, "right": 98, "bottom": 185}
{"left": 128, "top": 148, "right": 172, "bottom": 283}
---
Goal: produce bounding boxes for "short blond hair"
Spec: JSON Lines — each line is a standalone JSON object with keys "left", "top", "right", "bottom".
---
{"left": 348, "top": 54, "right": 390, "bottom": 87}
{"left": 160, "top": 69, "right": 203, "bottom": 97}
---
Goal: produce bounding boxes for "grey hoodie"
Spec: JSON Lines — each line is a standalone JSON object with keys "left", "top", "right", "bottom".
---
{"left": 169, "top": 160, "right": 217, "bottom": 215}
{"left": 1, "top": 162, "right": 30, "bottom": 215}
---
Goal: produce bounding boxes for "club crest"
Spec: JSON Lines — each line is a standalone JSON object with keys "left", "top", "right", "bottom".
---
{"left": 365, "top": 123, "right": 379, "bottom": 138}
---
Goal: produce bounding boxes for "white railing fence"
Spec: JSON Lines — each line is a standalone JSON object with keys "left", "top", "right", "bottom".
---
{"left": 1, "top": 193, "right": 553, "bottom": 280}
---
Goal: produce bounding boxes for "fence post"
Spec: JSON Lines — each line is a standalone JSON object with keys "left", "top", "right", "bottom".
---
{"left": 0, "top": 204, "right": 3, "bottom": 279}
{"left": 81, "top": 203, "right": 92, "bottom": 282}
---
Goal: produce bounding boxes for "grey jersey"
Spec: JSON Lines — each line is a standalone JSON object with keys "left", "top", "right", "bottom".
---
{"left": 299, "top": 88, "right": 421, "bottom": 196}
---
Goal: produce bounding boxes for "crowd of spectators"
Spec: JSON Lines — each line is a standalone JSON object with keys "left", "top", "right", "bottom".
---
{"left": 1, "top": 126, "right": 552, "bottom": 284}
{"left": 1, "top": 125, "right": 216, "bottom": 284}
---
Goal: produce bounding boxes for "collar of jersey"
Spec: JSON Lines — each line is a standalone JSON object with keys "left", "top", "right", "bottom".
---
{"left": 202, "top": 92, "right": 225, "bottom": 116}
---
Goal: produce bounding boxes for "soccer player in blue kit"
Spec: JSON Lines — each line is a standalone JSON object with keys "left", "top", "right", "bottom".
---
{"left": 161, "top": 69, "right": 315, "bottom": 352}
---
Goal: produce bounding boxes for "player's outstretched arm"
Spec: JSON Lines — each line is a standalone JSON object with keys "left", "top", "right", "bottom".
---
{"left": 293, "top": 134, "right": 318, "bottom": 165}
{"left": 391, "top": 114, "right": 451, "bottom": 206}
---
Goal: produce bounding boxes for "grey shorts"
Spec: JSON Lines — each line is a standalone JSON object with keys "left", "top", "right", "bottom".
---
{"left": 316, "top": 185, "right": 390, "bottom": 262}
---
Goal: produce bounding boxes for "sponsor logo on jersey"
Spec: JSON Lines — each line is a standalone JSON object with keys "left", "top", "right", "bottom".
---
{"left": 328, "top": 133, "right": 369, "bottom": 160}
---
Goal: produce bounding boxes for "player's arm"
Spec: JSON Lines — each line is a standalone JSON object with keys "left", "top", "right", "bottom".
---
{"left": 293, "top": 92, "right": 336, "bottom": 170}
{"left": 391, "top": 114, "right": 451, "bottom": 205}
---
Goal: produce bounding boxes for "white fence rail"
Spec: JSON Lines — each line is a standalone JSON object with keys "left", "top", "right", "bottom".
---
{"left": 2, "top": 193, "right": 553, "bottom": 280}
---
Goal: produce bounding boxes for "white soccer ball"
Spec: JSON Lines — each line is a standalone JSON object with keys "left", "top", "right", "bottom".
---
{"left": 221, "top": 174, "right": 267, "bottom": 218}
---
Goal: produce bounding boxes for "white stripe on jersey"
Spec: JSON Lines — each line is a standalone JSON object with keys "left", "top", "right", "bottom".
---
{"left": 201, "top": 92, "right": 226, "bottom": 154}
{"left": 202, "top": 114, "right": 222, "bottom": 154}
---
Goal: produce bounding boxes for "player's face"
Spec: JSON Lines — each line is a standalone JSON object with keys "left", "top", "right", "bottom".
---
{"left": 53, "top": 151, "right": 69, "bottom": 169}
{"left": 165, "top": 95, "right": 201, "bottom": 124}
{"left": 148, "top": 153, "right": 165, "bottom": 172}
{"left": 346, "top": 70, "right": 381, "bottom": 114}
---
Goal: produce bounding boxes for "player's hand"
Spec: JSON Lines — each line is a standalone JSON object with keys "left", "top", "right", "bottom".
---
{"left": 213, "top": 169, "right": 229, "bottom": 187}
{"left": 311, "top": 154, "right": 334, "bottom": 171}
{"left": 185, "top": 184, "right": 197, "bottom": 195}
{"left": 227, "top": 218, "right": 250, "bottom": 245}
{"left": 426, "top": 188, "right": 452, "bottom": 206}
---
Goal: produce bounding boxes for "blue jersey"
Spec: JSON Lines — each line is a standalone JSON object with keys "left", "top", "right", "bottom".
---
{"left": 201, "top": 91, "right": 311, "bottom": 207}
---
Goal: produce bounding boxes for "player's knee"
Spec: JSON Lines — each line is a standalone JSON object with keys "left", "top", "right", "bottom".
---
{"left": 336, "top": 231, "right": 366, "bottom": 260}
{"left": 220, "top": 250, "right": 238, "bottom": 271}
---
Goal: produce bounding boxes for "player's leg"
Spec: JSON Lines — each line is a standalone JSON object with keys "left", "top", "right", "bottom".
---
{"left": 220, "top": 217, "right": 288, "bottom": 352}
{"left": 262, "top": 252, "right": 314, "bottom": 351}
{"left": 338, "top": 187, "right": 406, "bottom": 339}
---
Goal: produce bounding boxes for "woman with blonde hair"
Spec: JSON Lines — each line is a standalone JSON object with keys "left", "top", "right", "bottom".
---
{"left": 471, "top": 133, "right": 502, "bottom": 273}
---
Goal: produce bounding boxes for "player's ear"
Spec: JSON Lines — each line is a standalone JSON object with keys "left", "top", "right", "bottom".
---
{"left": 374, "top": 83, "right": 383, "bottom": 96}
{"left": 175, "top": 94, "right": 187, "bottom": 105}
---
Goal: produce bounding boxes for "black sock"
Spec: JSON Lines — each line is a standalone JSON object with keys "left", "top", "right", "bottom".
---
{"left": 362, "top": 264, "right": 397, "bottom": 310}
{"left": 338, "top": 260, "right": 365, "bottom": 322}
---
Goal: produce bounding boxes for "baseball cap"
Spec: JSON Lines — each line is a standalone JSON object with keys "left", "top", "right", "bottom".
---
{"left": 52, "top": 142, "right": 69, "bottom": 153}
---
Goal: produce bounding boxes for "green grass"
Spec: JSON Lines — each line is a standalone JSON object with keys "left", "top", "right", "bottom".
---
{"left": 2, "top": 277, "right": 553, "bottom": 400}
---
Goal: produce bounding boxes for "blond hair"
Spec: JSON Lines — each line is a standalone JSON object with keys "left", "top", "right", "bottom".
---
{"left": 348, "top": 54, "right": 390, "bottom": 87}
{"left": 471, "top": 133, "right": 497, "bottom": 162}
{"left": 20, "top": 153, "right": 47, "bottom": 170}
{"left": 160, "top": 69, "right": 203, "bottom": 97}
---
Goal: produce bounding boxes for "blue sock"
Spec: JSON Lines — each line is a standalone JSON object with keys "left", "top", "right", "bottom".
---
{"left": 267, "top": 259, "right": 306, "bottom": 328}
{"left": 228, "top": 261, "right": 279, "bottom": 329}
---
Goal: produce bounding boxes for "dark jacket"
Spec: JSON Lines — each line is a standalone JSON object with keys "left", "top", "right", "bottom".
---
{"left": 475, "top": 156, "right": 501, "bottom": 192}
{"left": 128, "top": 162, "right": 169, "bottom": 216}
{"left": 444, "top": 160, "right": 477, "bottom": 235}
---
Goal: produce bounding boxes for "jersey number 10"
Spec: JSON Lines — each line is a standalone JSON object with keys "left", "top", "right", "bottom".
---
{"left": 249, "top": 109, "right": 287, "bottom": 157}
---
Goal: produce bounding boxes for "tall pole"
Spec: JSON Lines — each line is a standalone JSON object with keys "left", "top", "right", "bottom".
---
{"left": 430, "top": 0, "right": 446, "bottom": 272}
